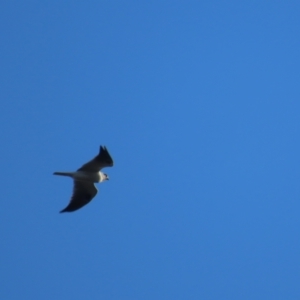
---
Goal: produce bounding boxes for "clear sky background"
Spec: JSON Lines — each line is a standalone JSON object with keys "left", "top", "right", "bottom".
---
{"left": 1, "top": 1, "right": 300, "bottom": 299}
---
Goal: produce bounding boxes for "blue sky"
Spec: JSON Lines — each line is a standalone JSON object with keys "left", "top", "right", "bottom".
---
{"left": 1, "top": 1, "right": 300, "bottom": 299}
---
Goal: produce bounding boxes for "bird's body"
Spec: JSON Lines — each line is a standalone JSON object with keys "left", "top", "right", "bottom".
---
{"left": 54, "top": 146, "right": 113, "bottom": 213}
{"left": 53, "top": 171, "right": 104, "bottom": 183}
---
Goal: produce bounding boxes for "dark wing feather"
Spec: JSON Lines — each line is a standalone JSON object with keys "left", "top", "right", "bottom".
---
{"left": 60, "top": 180, "right": 98, "bottom": 213}
{"left": 77, "top": 146, "right": 114, "bottom": 172}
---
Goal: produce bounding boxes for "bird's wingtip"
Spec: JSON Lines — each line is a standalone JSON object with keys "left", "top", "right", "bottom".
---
{"left": 99, "top": 145, "right": 109, "bottom": 154}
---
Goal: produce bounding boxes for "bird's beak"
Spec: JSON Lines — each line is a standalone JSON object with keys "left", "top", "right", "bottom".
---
{"left": 106, "top": 176, "right": 109, "bottom": 180}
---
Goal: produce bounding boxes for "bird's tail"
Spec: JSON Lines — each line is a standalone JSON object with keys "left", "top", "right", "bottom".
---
{"left": 53, "top": 172, "right": 74, "bottom": 177}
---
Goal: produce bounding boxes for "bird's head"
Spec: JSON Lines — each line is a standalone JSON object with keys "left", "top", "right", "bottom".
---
{"left": 99, "top": 172, "right": 109, "bottom": 182}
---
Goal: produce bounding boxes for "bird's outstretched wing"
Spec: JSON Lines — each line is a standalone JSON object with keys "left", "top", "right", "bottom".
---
{"left": 77, "top": 146, "right": 113, "bottom": 172}
{"left": 60, "top": 180, "right": 98, "bottom": 213}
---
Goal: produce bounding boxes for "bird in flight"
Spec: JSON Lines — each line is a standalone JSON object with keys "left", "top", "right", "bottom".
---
{"left": 54, "top": 145, "right": 114, "bottom": 213}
